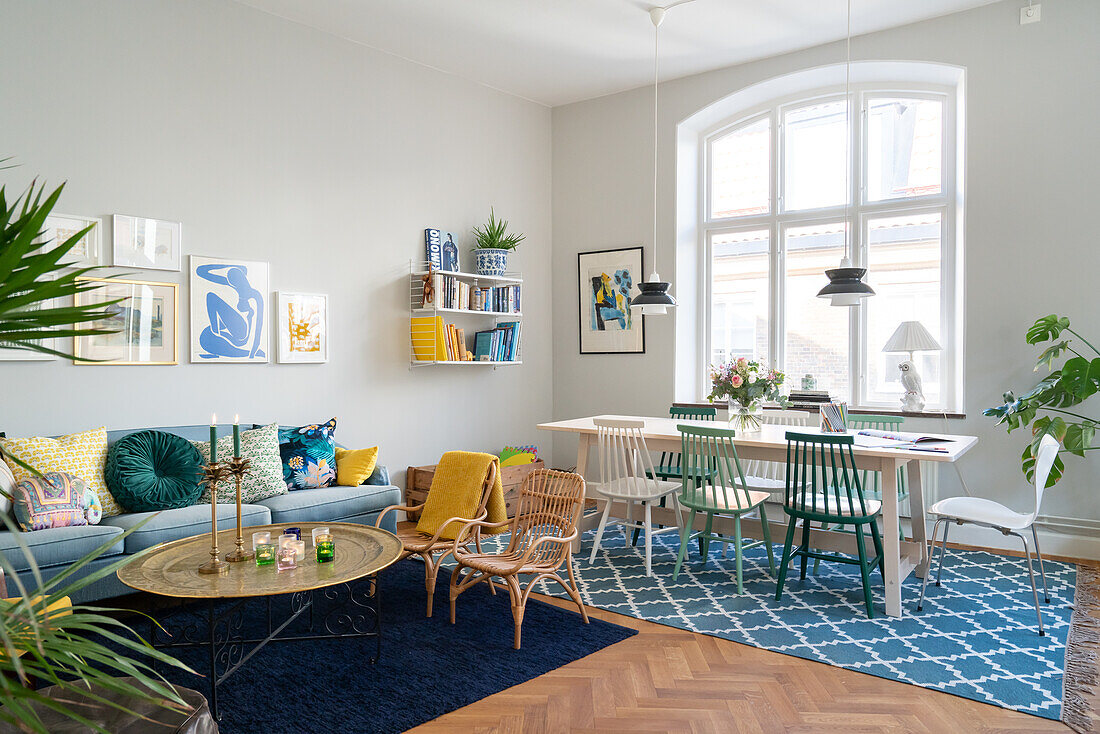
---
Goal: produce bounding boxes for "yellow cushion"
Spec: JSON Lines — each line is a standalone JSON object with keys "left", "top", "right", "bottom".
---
{"left": 0, "top": 595, "right": 72, "bottom": 660}
{"left": 1, "top": 427, "right": 120, "bottom": 518}
{"left": 335, "top": 446, "right": 378, "bottom": 486}
{"left": 415, "top": 451, "right": 507, "bottom": 540}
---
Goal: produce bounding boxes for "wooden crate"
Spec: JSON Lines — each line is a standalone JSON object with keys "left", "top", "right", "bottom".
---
{"left": 405, "top": 459, "right": 546, "bottom": 521}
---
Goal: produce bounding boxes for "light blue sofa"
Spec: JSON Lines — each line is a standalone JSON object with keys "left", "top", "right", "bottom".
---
{"left": 0, "top": 424, "right": 400, "bottom": 603}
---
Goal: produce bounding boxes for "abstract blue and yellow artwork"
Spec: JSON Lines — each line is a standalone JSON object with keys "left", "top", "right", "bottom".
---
{"left": 577, "top": 246, "right": 645, "bottom": 354}
{"left": 189, "top": 255, "right": 270, "bottom": 362}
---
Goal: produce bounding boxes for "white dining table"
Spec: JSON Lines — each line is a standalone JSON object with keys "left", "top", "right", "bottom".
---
{"left": 537, "top": 414, "right": 979, "bottom": 618}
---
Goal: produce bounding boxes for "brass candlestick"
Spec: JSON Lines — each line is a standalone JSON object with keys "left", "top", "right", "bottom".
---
{"left": 224, "top": 456, "right": 254, "bottom": 562}
{"left": 198, "top": 462, "right": 232, "bottom": 575}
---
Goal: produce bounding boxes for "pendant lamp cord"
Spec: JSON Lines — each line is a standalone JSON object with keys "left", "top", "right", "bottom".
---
{"left": 844, "top": 0, "right": 852, "bottom": 263}
{"left": 652, "top": 13, "right": 660, "bottom": 276}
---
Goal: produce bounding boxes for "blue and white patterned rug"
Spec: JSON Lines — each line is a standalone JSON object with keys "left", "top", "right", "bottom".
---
{"left": 481, "top": 527, "right": 1076, "bottom": 720}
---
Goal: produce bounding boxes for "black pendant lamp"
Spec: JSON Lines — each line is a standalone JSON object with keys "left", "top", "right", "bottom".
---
{"left": 629, "top": 5, "right": 681, "bottom": 317}
{"left": 816, "top": 0, "right": 875, "bottom": 308}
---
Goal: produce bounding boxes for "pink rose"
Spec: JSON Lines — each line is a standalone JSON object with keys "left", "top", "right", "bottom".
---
{"left": 730, "top": 374, "right": 743, "bottom": 388}
{"left": 736, "top": 357, "right": 748, "bottom": 368}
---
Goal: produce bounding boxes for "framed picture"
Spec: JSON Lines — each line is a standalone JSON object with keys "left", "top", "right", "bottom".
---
{"left": 0, "top": 275, "right": 56, "bottom": 361}
{"left": 36, "top": 214, "right": 101, "bottom": 267}
{"left": 190, "top": 255, "right": 269, "bottom": 363}
{"left": 577, "top": 246, "right": 645, "bottom": 354}
{"left": 112, "top": 214, "right": 182, "bottom": 271}
{"left": 276, "top": 292, "right": 328, "bottom": 363}
{"left": 73, "top": 277, "right": 178, "bottom": 365}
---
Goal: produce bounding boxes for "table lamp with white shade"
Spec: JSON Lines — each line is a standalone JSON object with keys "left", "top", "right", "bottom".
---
{"left": 882, "top": 321, "right": 941, "bottom": 412}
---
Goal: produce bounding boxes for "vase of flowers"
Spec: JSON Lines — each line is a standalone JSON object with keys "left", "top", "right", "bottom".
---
{"left": 707, "top": 357, "right": 788, "bottom": 433}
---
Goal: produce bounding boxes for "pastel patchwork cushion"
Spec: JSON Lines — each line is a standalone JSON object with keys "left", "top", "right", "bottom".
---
{"left": 11, "top": 472, "right": 90, "bottom": 531}
{"left": 192, "top": 423, "right": 287, "bottom": 504}
{"left": 106, "top": 430, "right": 204, "bottom": 512}
{"left": 278, "top": 418, "right": 337, "bottom": 490}
{"left": 83, "top": 488, "right": 102, "bottom": 525}
{"left": 1, "top": 427, "right": 121, "bottom": 517}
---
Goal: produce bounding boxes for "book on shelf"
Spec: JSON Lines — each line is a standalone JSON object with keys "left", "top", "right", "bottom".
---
{"left": 410, "top": 315, "right": 446, "bottom": 362}
{"left": 425, "top": 228, "right": 461, "bottom": 272}
{"left": 423, "top": 275, "right": 521, "bottom": 314}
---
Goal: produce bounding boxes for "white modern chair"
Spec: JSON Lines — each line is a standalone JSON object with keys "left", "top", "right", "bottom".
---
{"left": 588, "top": 418, "right": 684, "bottom": 576}
{"left": 917, "top": 433, "right": 1059, "bottom": 636}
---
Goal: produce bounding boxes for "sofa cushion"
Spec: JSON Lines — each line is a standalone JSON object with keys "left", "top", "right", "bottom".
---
{"left": 0, "top": 525, "right": 125, "bottom": 573}
{"left": 192, "top": 424, "right": 287, "bottom": 505}
{"left": 255, "top": 484, "right": 400, "bottom": 524}
{"left": 102, "top": 504, "right": 272, "bottom": 554}
{"left": 106, "top": 430, "right": 204, "bottom": 512}
{"left": 335, "top": 446, "right": 378, "bottom": 487}
{"left": 11, "top": 472, "right": 91, "bottom": 531}
{"left": 2, "top": 427, "right": 122, "bottom": 517}
{"left": 278, "top": 418, "right": 338, "bottom": 490}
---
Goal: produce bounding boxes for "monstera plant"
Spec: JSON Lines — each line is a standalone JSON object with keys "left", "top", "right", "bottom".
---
{"left": 984, "top": 314, "right": 1099, "bottom": 487}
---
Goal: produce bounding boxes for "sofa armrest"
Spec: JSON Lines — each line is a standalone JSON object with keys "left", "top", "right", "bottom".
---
{"left": 362, "top": 464, "right": 390, "bottom": 487}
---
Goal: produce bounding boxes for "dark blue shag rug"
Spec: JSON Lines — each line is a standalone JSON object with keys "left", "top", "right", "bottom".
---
{"left": 147, "top": 558, "right": 635, "bottom": 733}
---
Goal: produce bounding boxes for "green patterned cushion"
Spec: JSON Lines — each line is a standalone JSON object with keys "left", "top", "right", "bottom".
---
{"left": 106, "top": 430, "right": 204, "bottom": 512}
{"left": 192, "top": 423, "right": 287, "bottom": 504}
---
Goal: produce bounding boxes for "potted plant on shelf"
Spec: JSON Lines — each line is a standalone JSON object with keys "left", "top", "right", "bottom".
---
{"left": 984, "top": 314, "right": 1098, "bottom": 487}
{"left": 471, "top": 207, "right": 524, "bottom": 277}
{"left": 707, "top": 357, "right": 788, "bottom": 433}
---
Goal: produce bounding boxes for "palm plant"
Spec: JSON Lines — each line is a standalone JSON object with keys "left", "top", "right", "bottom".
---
{"left": 0, "top": 515, "right": 198, "bottom": 733}
{"left": 471, "top": 207, "right": 525, "bottom": 251}
{"left": 1, "top": 177, "right": 121, "bottom": 359}
{"left": 984, "top": 314, "right": 1099, "bottom": 487}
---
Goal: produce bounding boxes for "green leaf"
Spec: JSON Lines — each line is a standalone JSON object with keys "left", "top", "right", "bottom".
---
{"left": 1026, "top": 314, "right": 1071, "bottom": 345}
{"left": 1034, "top": 340, "right": 1072, "bottom": 371}
{"left": 1023, "top": 439, "right": 1065, "bottom": 488}
{"left": 1064, "top": 421, "right": 1098, "bottom": 458}
{"left": 1058, "top": 356, "right": 1100, "bottom": 402}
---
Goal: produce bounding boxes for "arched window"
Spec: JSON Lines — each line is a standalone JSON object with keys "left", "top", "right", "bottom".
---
{"left": 688, "top": 63, "right": 963, "bottom": 411}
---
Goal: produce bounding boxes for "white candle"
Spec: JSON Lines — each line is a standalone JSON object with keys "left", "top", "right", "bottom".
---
{"left": 252, "top": 531, "right": 271, "bottom": 550}
{"left": 312, "top": 526, "right": 330, "bottom": 547}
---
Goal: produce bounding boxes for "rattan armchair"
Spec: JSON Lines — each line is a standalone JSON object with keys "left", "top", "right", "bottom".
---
{"left": 375, "top": 460, "right": 498, "bottom": 617}
{"left": 448, "top": 468, "right": 588, "bottom": 649}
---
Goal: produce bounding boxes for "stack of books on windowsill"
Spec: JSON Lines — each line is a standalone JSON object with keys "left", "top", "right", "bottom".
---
{"left": 786, "top": 390, "right": 832, "bottom": 410}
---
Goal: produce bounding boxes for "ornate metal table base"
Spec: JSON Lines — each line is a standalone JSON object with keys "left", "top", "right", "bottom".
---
{"left": 149, "top": 577, "right": 381, "bottom": 720}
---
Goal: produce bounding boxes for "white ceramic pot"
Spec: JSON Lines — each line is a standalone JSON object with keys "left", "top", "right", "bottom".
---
{"left": 475, "top": 248, "right": 508, "bottom": 276}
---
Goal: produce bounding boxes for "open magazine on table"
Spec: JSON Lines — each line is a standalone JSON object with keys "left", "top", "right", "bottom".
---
{"left": 852, "top": 429, "right": 955, "bottom": 448}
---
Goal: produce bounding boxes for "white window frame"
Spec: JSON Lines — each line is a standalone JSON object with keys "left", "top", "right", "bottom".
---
{"left": 698, "top": 81, "right": 960, "bottom": 412}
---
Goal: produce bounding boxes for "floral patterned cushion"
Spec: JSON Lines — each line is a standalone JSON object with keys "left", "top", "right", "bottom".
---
{"left": 1, "top": 427, "right": 121, "bottom": 517}
{"left": 278, "top": 418, "right": 337, "bottom": 490}
{"left": 192, "top": 423, "right": 287, "bottom": 504}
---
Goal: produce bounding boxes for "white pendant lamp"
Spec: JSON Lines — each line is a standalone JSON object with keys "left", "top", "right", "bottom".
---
{"left": 630, "top": 4, "right": 684, "bottom": 317}
{"left": 816, "top": 0, "right": 875, "bottom": 308}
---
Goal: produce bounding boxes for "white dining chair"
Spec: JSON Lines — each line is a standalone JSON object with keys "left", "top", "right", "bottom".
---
{"left": 737, "top": 409, "right": 813, "bottom": 502}
{"left": 588, "top": 418, "right": 684, "bottom": 576}
{"left": 916, "top": 433, "right": 1059, "bottom": 635}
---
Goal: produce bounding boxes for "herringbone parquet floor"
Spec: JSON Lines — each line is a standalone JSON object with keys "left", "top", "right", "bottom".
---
{"left": 408, "top": 592, "right": 1069, "bottom": 734}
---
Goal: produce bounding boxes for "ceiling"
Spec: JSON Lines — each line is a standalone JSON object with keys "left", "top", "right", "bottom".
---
{"left": 235, "top": 0, "right": 1001, "bottom": 106}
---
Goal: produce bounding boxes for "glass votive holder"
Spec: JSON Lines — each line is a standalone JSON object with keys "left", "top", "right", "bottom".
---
{"left": 252, "top": 531, "right": 271, "bottom": 551}
{"left": 255, "top": 543, "right": 277, "bottom": 566}
{"left": 315, "top": 533, "right": 335, "bottom": 563}
{"left": 311, "top": 526, "right": 330, "bottom": 547}
{"left": 277, "top": 546, "right": 297, "bottom": 571}
{"left": 292, "top": 539, "right": 305, "bottom": 561}
{"left": 284, "top": 527, "right": 301, "bottom": 540}
{"left": 278, "top": 534, "right": 296, "bottom": 552}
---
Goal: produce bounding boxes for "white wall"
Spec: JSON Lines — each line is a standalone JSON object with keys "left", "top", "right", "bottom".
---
{"left": 551, "top": 0, "right": 1100, "bottom": 556}
{"left": 0, "top": 0, "right": 553, "bottom": 485}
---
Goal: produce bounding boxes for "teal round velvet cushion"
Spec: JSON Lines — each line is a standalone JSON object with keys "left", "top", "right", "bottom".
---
{"left": 106, "top": 430, "right": 204, "bottom": 512}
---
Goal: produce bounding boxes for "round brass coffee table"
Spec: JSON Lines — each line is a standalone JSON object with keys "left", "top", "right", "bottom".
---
{"left": 119, "top": 522, "right": 401, "bottom": 720}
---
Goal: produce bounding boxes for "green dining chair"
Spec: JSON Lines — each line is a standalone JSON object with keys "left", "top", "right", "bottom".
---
{"left": 811, "top": 413, "right": 906, "bottom": 574}
{"left": 673, "top": 424, "right": 775, "bottom": 595}
{"left": 632, "top": 405, "right": 717, "bottom": 547}
{"left": 775, "top": 431, "right": 884, "bottom": 618}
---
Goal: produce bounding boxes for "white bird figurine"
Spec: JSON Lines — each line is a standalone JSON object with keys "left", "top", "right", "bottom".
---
{"left": 899, "top": 359, "right": 925, "bottom": 412}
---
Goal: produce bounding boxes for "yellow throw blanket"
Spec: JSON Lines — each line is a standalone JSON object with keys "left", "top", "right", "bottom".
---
{"left": 415, "top": 451, "right": 507, "bottom": 540}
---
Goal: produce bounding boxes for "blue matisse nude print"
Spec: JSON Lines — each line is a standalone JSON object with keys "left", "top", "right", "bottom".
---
{"left": 589, "top": 267, "right": 633, "bottom": 331}
{"left": 191, "top": 256, "right": 270, "bottom": 362}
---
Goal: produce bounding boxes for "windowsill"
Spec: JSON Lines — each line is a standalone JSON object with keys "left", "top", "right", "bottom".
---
{"left": 674, "top": 402, "right": 966, "bottom": 420}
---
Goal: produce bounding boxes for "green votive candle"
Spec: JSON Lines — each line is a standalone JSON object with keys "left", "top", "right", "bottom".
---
{"left": 255, "top": 543, "right": 276, "bottom": 566}
{"left": 315, "top": 534, "right": 335, "bottom": 563}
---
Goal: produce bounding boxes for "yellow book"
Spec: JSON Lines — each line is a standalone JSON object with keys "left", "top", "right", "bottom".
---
{"left": 411, "top": 316, "right": 446, "bottom": 361}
